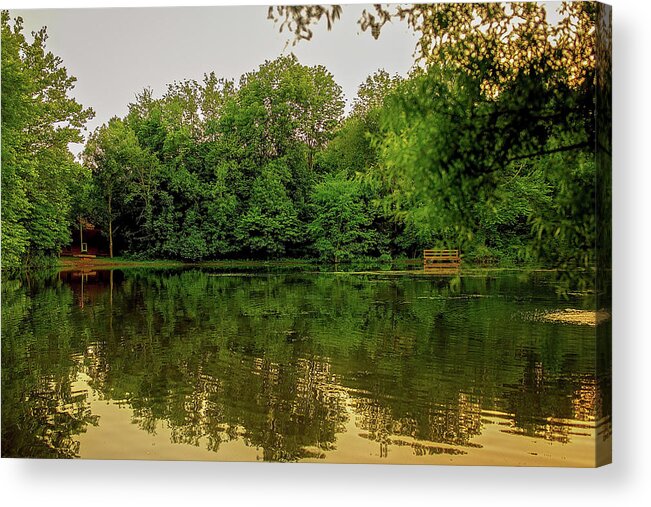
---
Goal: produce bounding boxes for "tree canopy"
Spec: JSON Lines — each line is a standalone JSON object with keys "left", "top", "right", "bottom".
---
{"left": 269, "top": 2, "right": 609, "bottom": 273}
{"left": 1, "top": 11, "right": 94, "bottom": 267}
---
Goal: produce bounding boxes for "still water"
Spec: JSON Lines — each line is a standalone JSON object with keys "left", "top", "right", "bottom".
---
{"left": 1, "top": 266, "right": 611, "bottom": 465}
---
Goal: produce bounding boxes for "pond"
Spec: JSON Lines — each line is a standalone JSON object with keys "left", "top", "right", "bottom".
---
{"left": 1, "top": 266, "right": 611, "bottom": 465}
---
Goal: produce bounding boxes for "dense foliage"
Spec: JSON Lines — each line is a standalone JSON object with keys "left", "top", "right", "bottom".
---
{"left": 1, "top": 12, "right": 94, "bottom": 267}
{"left": 271, "top": 2, "right": 607, "bottom": 267}
{"left": 1, "top": 3, "right": 608, "bottom": 271}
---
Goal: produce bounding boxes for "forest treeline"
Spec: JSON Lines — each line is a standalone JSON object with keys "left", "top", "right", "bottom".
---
{"left": 1, "top": 4, "right": 609, "bottom": 268}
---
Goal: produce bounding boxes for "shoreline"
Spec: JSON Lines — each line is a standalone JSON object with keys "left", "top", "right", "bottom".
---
{"left": 52, "top": 256, "right": 572, "bottom": 275}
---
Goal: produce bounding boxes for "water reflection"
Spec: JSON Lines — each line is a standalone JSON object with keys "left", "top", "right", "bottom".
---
{"left": 1, "top": 268, "right": 611, "bottom": 465}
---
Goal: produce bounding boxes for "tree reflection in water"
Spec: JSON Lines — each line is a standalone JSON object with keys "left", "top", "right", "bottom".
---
{"left": 1, "top": 267, "right": 610, "bottom": 462}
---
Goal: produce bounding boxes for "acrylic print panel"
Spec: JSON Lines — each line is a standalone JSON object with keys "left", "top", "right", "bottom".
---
{"left": 0, "top": 2, "right": 611, "bottom": 466}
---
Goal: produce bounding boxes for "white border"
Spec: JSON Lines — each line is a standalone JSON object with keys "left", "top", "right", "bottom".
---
{"left": 1, "top": 1, "right": 650, "bottom": 505}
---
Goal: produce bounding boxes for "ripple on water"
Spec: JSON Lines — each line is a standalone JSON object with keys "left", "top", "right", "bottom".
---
{"left": 1, "top": 268, "right": 609, "bottom": 465}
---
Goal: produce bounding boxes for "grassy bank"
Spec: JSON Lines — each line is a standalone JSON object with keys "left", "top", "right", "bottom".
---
{"left": 58, "top": 256, "right": 186, "bottom": 270}
{"left": 56, "top": 255, "right": 559, "bottom": 273}
{"left": 57, "top": 256, "right": 326, "bottom": 270}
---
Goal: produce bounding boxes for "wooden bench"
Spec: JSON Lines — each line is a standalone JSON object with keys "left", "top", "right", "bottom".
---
{"left": 423, "top": 249, "right": 460, "bottom": 271}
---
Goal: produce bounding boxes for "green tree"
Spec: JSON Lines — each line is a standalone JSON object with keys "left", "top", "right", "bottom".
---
{"left": 352, "top": 70, "right": 402, "bottom": 117}
{"left": 308, "top": 173, "right": 374, "bottom": 263}
{"left": 319, "top": 71, "right": 398, "bottom": 177}
{"left": 215, "top": 55, "right": 345, "bottom": 258}
{"left": 373, "top": 61, "right": 593, "bottom": 262}
{"left": 220, "top": 54, "right": 343, "bottom": 181}
{"left": 1, "top": 11, "right": 94, "bottom": 267}
{"left": 83, "top": 118, "right": 154, "bottom": 258}
{"left": 270, "top": 2, "right": 608, "bottom": 270}
{"left": 236, "top": 164, "right": 301, "bottom": 258}
{"left": 320, "top": 70, "right": 424, "bottom": 258}
{"left": 113, "top": 56, "right": 345, "bottom": 261}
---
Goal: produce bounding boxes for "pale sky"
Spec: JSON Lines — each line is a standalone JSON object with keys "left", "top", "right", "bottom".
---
{"left": 10, "top": 5, "right": 418, "bottom": 155}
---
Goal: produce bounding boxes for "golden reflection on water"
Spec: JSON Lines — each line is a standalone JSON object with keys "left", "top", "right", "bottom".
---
{"left": 73, "top": 372, "right": 608, "bottom": 466}
{"left": 74, "top": 373, "right": 258, "bottom": 462}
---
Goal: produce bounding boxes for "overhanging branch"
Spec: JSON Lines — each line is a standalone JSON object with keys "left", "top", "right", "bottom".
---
{"left": 505, "top": 142, "right": 590, "bottom": 164}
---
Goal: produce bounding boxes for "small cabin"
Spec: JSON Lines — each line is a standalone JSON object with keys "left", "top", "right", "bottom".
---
{"left": 61, "top": 218, "right": 109, "bottom": 258}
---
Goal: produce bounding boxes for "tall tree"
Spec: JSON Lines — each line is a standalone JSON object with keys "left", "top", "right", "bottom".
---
{"left": 236, "top": 164, "right": 302, "bottom": 258}
{"left": 83, "top": 118, "right": 153, "bottom": 258}
{"left": 217, "top": 55, "right": 345, "bottom": 255}
{"left": 308, "top": 173, "right": 374, "bottom": 263}
{"left": 271, "top": 3, "right": 603, "bottom": 269}
{"left": 352, "top": 70, "right": 402, "bottom": 117}
{"left": 1, "top": 11, "right": 94, "bottom": 267}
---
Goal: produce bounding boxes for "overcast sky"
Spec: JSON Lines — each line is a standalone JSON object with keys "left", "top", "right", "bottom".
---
{"left": 11, "top": 5, "right": 418, "bottom": 154}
